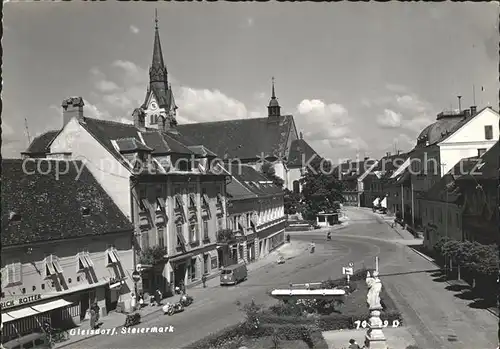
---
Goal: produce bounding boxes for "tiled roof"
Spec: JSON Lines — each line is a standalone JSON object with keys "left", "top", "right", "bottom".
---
{"left": 176, "top": 115, "right": 294, "bottom": 160}
{"left": 336, "top": 159, "right": 377, "bottom": 180}
{"left": 1, "top": 159, "right": 133, "bottom": 247}
{"left": 187, "top": 145, "right": 218, "bottom": 158}
{"left": 226, "top": 176, "right": 258, "bottom": 201}
{"left": 224, "top": 164, "right": 283, "bottom": 199}
{"left": 287, "top": 139, "right": 319, "bottom": 167}
{"left": 22, "top": 130, "right": 59, "bottom": 155}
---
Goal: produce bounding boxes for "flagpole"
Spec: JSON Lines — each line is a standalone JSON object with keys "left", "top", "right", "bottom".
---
{"left": 473, "top": 85, "right": 476, "bottom": 106}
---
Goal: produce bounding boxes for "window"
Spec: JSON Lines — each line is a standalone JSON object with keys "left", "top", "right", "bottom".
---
{"left": 217, "top": 217, "right": 223, "bottom": 231}
{"left": 484, "top": 125, "right": 493, "bottom": 140}
{"left": 5, "top": 260, "right": 22, "bottom": 285}
{"left": 189, "top": 193, "right": 197, "bottom": 209}
{"left": 77, "top": 252, "right": 94, "bottom": 272}
{"left": 175, "top": 194, "right": 184, "bottom": 209}
{"left": 176, "top": 224, "right": 185, "bottom": 247}
{"left": 189, "top": 222, "right": 198, "bottom": 243}
{"left": 201, "top": 187, "right": 207, "bottom": 196}
{"left": 189, "top": 258, "right": 197, "bottom": 280}
{"left": 477, "top": 148, "right": 487, "bottom": 157}
{"left": 106, "top": 248, "right": 120, "bottom": 266}
{"left": 203, "top": 218, "right": 209, "bottom": 240}
{"left": 438, "top": 210, "right": 442, "bottom": 223}
{"left": 44, "top": 255, "right": 63, "bottom": 279}
{"left": 448, "top": 212, "right": 452, "bottom": 225}
{"left": 155, "top": 198, "right": 165, "bottom": 212}
{"left": 141, "top": 231, "right": 149, "bottom": 249}
{"left": 204, "top": 254, "right": 209, "bottom": 274}
{"left": 157, "top": 227, "right": 165, "bottom": 247}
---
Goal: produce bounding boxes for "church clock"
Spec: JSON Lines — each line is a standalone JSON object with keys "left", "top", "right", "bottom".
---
{"left": 150, "top": 102, "right": 158, "bottom": 111}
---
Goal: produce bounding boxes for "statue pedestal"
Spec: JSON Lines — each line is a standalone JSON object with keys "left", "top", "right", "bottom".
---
{"left": 365, "top": 308, "right": 387, "bottom": 349}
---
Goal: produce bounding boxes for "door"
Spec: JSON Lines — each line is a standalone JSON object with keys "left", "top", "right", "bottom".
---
{"left": 203, "top": 254, "right": 209, "bottom": 275}
{"left": 80, "top": 293, "right": 89, "bottom": 321}
{"left": 174, "top": 263, "right": 186, "bottom": 288}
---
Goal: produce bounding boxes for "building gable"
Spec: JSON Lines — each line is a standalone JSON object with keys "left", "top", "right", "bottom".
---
{"left": 439, "top": 107, "right": 499, "bottom": 145}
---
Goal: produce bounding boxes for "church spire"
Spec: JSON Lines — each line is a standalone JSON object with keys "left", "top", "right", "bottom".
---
{"left": 268, "top": 76, "right": 281, "bottom": 119}
{"left": 271, "top": 76, "right": 276, "bottom": 99}
{"left": 150, "top": 9, "right": 167, "bottom": 83}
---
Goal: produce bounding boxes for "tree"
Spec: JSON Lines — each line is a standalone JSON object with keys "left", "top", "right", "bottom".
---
{"left": 260, "top": 161, "right": 284, "bottom": 189}
{"left": 284, "top": 189, "right": 301, "bottom": 214}
{"left": 300, "top": 158, "right": 344, "bottom": 221}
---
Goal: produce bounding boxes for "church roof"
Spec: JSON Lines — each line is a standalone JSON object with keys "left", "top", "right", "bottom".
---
{"left": 287, "top": 138, "right": 319, "bottom": 168}
{"left": 1, "top": 159, "right": 133, "bottom": 247}
{"left": 176, "top": 115, "right": 295, "bottom": 160}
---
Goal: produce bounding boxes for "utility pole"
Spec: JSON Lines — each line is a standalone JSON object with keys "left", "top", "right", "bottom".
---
{"left": 24, "top": 117, "right": 31, "bottom": 145}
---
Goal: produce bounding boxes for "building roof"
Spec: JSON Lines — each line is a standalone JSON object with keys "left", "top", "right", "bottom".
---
{"left": 22, "top": 130, "right": 59, "bottom": 155}
{"left": 287, "top": 139, "right": 319, "bottom": 168}
{"left": 421, "top": 172, "right": 462, "bottom": 203}
{"left": 224, "top": 164, "right": 283, "bottom": 200}
{"left": 455, "top": 141, "right": 499, "bottom": 181}
{"left": 335, "top": 158, "right": 378, "bottom": 181}
{"left": 415, "top": 107, "right": 495, "bottom": 148}
{"left": 115, "top": 137, "right": 153, "bottom": 153}
{"left": 1, "top": 159, "right": 133, "bottom": 247}
{"left": 176, "top": 115, "right": 294, "bottom": 160}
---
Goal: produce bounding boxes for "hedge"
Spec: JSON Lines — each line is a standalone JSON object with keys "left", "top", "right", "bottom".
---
{"left": 259, "top": 309, "right": 403, "bottom": 331}
{"left": 185, "top": 323, "right": 329, "bottom": 349}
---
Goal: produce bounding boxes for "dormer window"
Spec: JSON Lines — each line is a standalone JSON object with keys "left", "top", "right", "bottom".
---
{"left": 81, "top": 207, "right": 90, "bottom": 216}
{"left": 9, "top": 211, "right": 21, "bottom": 222}
{"left": 44, "top": 255, "right": 63, "bottom": 279}
{"left": 106, "top": 248, "right": 120, "bottom": 266}
{"left": 77, "top": 252, "right": 94, "bottom": 271}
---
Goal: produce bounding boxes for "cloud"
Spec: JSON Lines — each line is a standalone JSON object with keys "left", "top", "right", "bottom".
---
{"left": 95, "top": 80, "right": 120, "bottom": 93}
{"left": 376, "top": 109, "right": 402, "bottom": 128}
{"left": 88, "top": 60, "right": 261, "bottom": 125}
{"left": 129, "top": 25, "right": 140, "bottom": 34}
{"left": 296, "top": 99, "right": 351, "bottom": 143}
{"left": 328, "top": 137, "right": 368, "bottom": 151}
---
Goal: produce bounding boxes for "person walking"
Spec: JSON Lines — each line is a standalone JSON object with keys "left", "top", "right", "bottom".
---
{"left": 201, "top": 273, "right": 207, "bottom": 288}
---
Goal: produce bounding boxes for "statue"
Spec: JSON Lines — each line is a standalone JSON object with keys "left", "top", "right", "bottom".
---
{"left": 364, "top": 270, "right": 387, "bottom": 349}
{"left": 365, "top": 271, "right": 382, "bottom": 310}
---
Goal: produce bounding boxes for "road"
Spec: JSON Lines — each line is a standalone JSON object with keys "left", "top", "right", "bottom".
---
{"left": 63, "top": 207, "right": 497, "bottom": 349}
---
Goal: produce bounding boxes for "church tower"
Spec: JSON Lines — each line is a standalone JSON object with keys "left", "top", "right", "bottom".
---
{"left": 142, "top": 10, "right": 178, "bottom": 131}
{"left": 267, "top": 77, "right": 281, "bottom": 122}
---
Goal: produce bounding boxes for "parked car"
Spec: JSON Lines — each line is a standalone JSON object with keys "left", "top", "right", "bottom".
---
{"left": 220, "top": 263, "right": 248, "bottom": 285}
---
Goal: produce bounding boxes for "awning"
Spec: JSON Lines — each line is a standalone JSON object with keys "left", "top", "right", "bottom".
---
{"left": 3, "top": 307, "right": 39, "bottom": 323}
{"left": 373, "top": 198, "right": 380, "bottom": 206}
{"left": 30, "top": 299, "right": 73, "bottom": 313}
{"left": 380, "top": 197, "right": 387, "bottom": 208}
{"left": 169, "top": 253, "right": 193, "bottom": 263}
{"left": 2, "top": 313, "right": 15, "bottom": 323}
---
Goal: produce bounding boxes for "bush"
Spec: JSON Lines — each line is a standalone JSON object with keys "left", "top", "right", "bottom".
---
{"left": 187, "top": 323, "right": 246, "bottom": 349}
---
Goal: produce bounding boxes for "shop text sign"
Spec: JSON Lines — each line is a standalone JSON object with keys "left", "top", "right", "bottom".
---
{"left": 1, "top": 294, "right": 42, "bottom": 309}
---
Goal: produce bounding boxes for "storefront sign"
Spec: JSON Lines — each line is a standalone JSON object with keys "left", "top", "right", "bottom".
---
{"left": 1, "top": 294, "right": 42, "bottom": 309}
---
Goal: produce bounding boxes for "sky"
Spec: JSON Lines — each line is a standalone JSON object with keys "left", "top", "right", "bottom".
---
{"left": 3, "top": 2, "right": 499, "bottom": 162}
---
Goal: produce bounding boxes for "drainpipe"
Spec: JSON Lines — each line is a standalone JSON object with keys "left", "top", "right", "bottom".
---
{"left": 401, "top": 185, "right": 404, "bottom": 221}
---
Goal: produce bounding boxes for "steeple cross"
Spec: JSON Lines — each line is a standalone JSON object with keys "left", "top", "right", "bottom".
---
{"left": 155, "top": 9, "right": 158, "bottom": 29}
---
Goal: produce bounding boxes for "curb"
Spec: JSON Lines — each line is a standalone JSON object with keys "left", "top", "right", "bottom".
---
{"left": 55, "top": 242, "right": 305, "bottom": 348}
{"left": 407, "top": 246, "right": 499, "bottom": 320}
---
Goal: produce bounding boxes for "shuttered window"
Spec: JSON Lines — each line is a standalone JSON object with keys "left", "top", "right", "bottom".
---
{"left": 6, "top": 260, "right": 22, "bottom": 285}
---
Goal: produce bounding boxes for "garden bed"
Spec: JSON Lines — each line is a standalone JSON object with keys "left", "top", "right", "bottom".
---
{"left": 185, "top": 269, "right": 402, "bottom": 349}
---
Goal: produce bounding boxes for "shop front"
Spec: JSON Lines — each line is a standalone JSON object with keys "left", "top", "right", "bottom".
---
{"left": 168, "top": 253, "right": 193, "bottom": 292}
{"left": 257, "top": 221, "right": 286, "bottom": 257}
{"left": 245, "top": 233, "right": 257, "bottom": 263}
{"left": 1, "top": 281, "right": 108, "bottom": 347}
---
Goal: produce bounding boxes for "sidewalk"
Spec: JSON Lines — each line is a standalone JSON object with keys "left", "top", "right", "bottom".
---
{"left": 381, "top": 243, "right": 498, "bottom": 349}
{"left": 54, "top": 240, "right": 309, "bottom": 349}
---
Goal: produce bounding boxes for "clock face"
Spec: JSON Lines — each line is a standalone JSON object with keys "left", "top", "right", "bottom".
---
{"left": 150, "top": 102, "right": 158, "bottom": 111}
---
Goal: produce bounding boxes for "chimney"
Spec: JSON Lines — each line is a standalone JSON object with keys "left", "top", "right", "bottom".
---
{"left": 364, "top": 156, "right": 369, "bottom": 161}
{"left": 470, "top": 106, "right": 477, "bottom": 115}
{"left": 397, "top": 150, "right": 401, "bottom": 155}
{"left": 62, "top": 97, "right": 84, "bottom": 127}
{"left": 386, "top": 152, "right": 391, "bottom": 157}
{"left": 133, "top": 108, "right": 146, "bottom": 130}
{"left": 300, "top": 132, "right": 303, "bottom": 139}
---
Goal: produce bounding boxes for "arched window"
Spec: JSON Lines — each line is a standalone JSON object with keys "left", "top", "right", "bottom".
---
{"left": 293, "top": 180, "right": 300, "bottom": 194}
